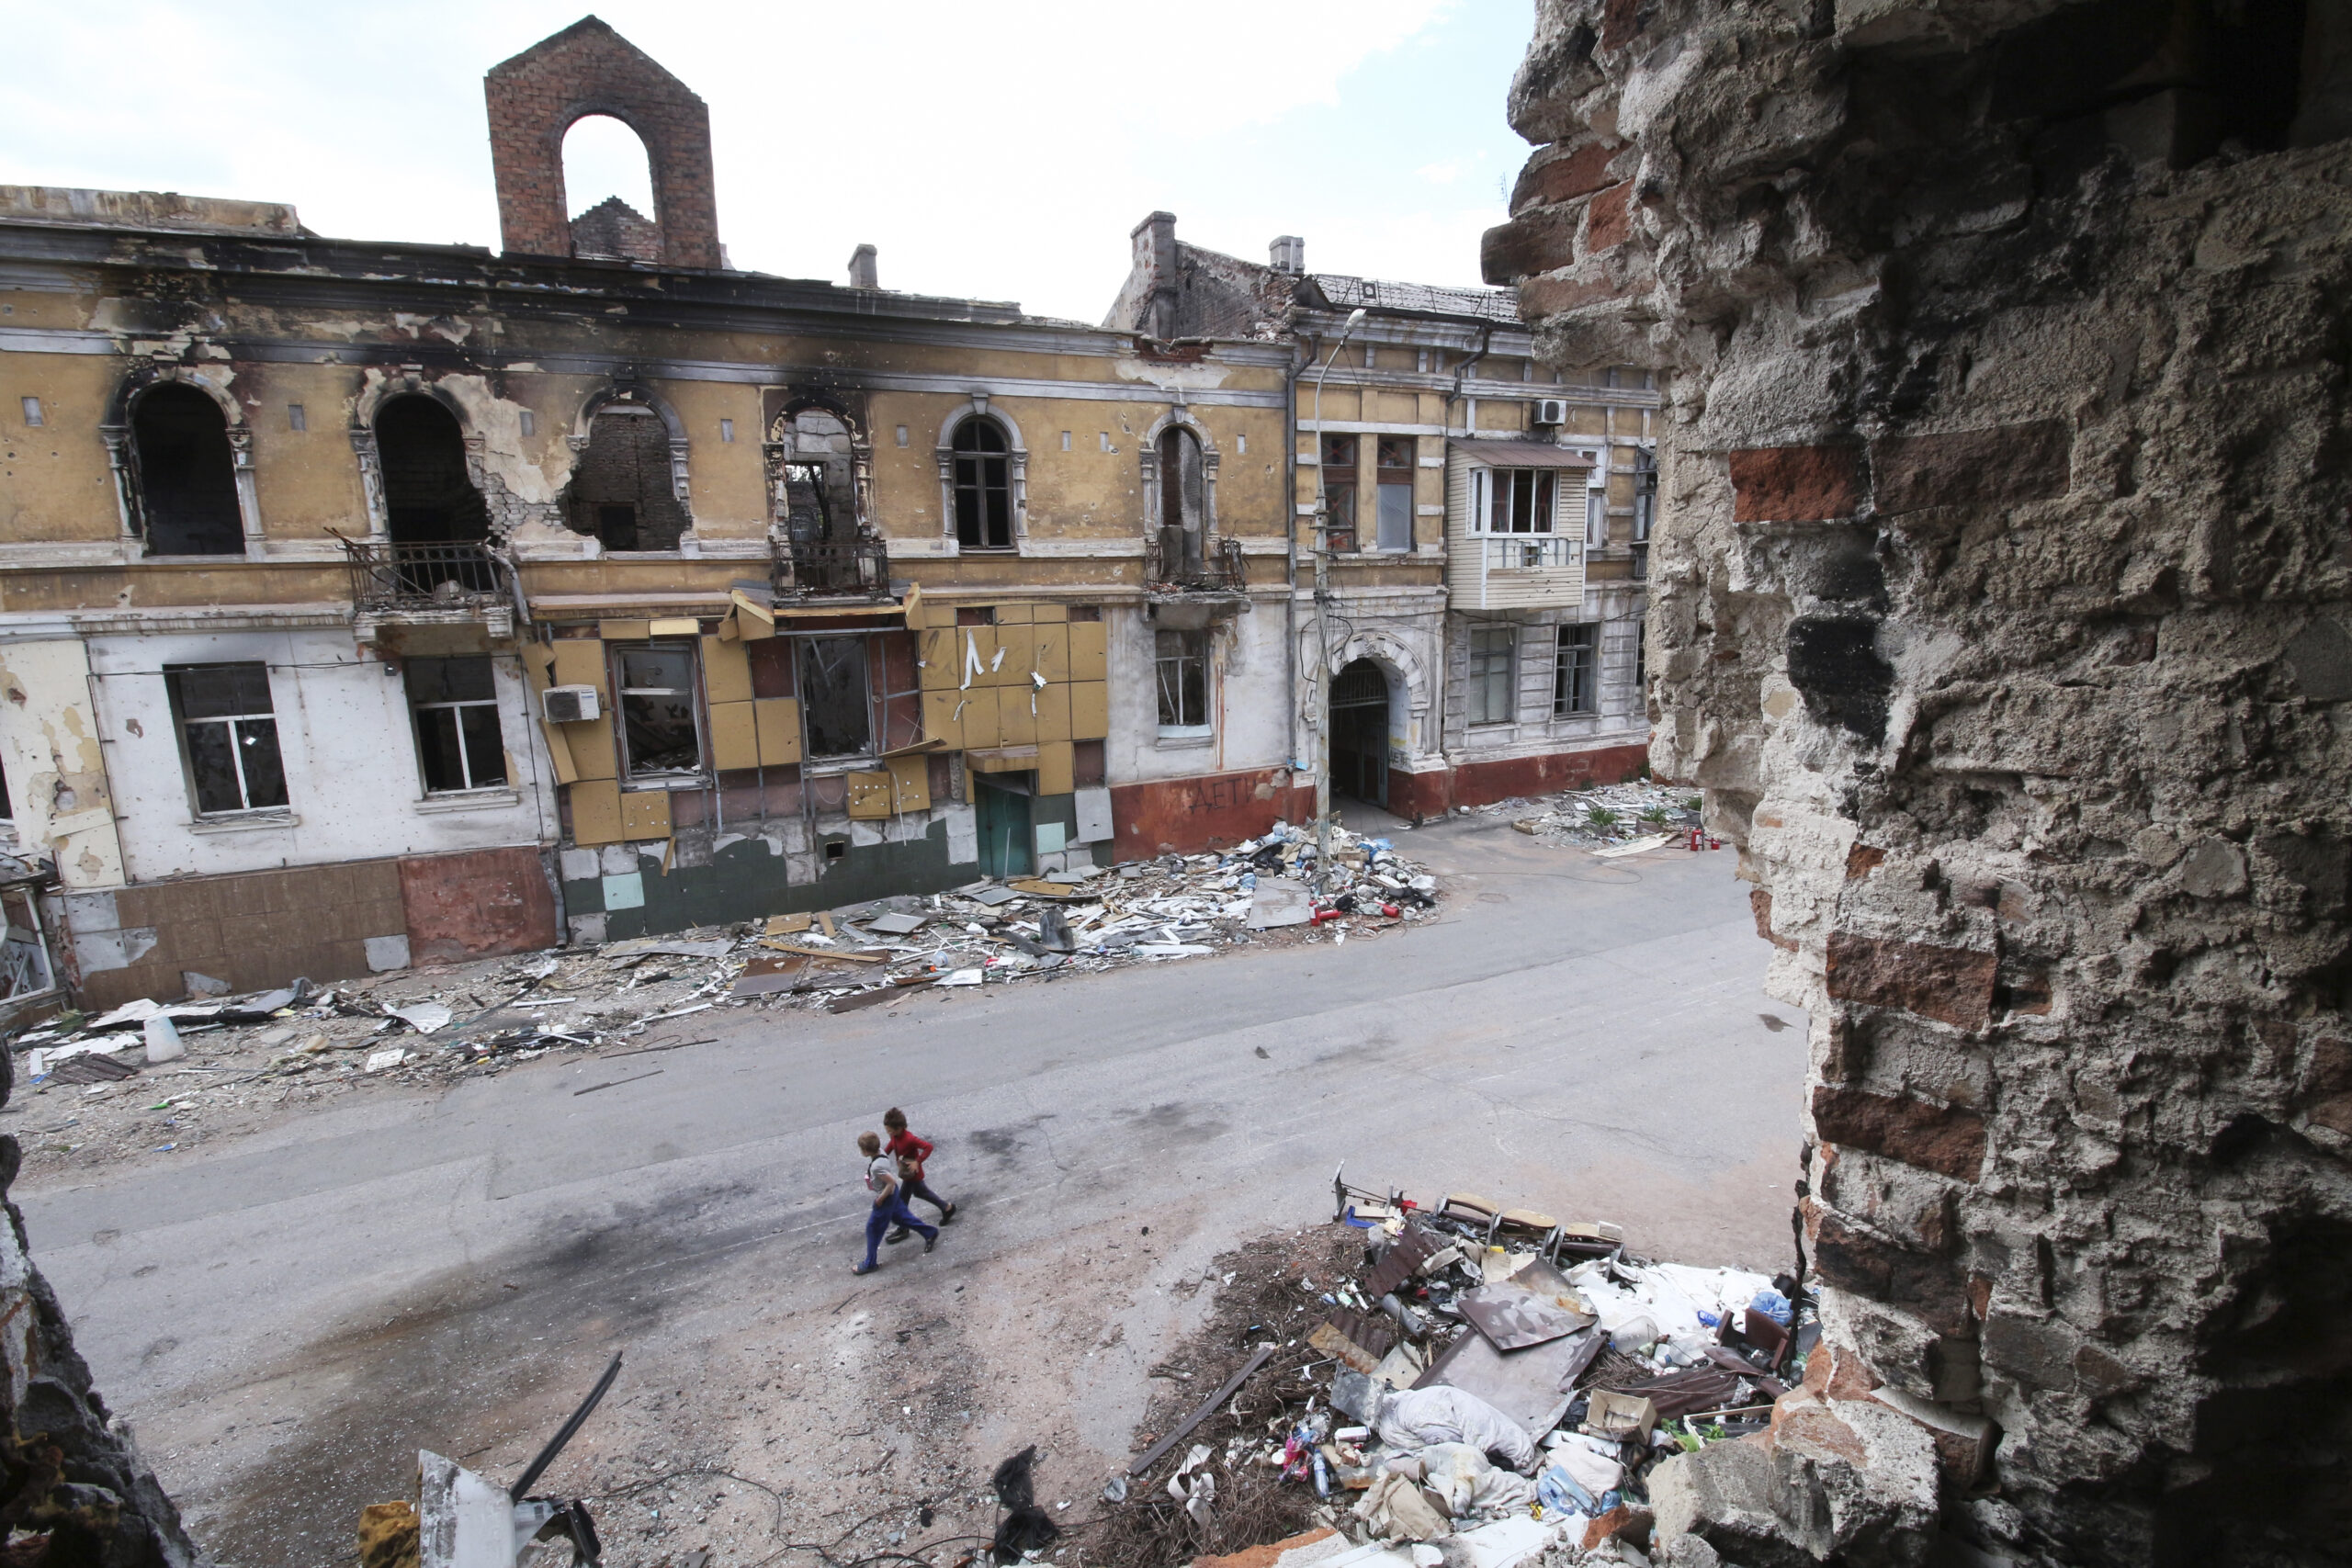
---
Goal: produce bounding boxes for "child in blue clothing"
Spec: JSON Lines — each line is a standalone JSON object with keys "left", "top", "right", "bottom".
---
{"left": 854, "top": 1130, "right": 937, "bottom": 1276}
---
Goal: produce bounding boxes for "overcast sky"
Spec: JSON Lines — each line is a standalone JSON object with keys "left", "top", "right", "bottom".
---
{"left": 0, "top": 3, "right": 1537, "bottom": 324}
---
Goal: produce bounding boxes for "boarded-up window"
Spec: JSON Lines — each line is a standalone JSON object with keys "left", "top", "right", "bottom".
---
{"left": 799, "top": 637, "right": 873, "bottom": 758}
{"left": 569, "top": 406, "right": 687, "bottom": 550}
{"left": 132, "top": 384, "right": 243, "bottom": 555}
{"left": 165, "top": 662, "right": 288, "bottom": 815}
{"left": 408, "top": 656, "right": 508, "bottom": 793}
{"left": 1158, "top": 425, "right": 1205, "bottom": 572}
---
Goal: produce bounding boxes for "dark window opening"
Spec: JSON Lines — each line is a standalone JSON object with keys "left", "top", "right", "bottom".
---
{"left": 799, "top": 636, "right": 874, "bottom": 759}
{"left": 1158, "top": 425, "right": 1206, "bottom": 573}
{"left": 823, "top": 839, "right": 847, "bottom": 863}
{"left": 956, "top": 605, "right": 998, "bottom": 626}
{"left": 165, "top": 662, "right": 288, "bottom": 815}
{"left": 616, "top": 643, "right": 702, "bottom": 776}
{"left": 408, "top": 656, "right": 508, "bottom": 794}
{"left": 1376, "top": 434, "right": 1414, "bottom": 552}
{"left": 953, "top": 418, "right": 1014, "bottom": 550}
{"left": 0, "top": 753, "right": 12, "bottom": 822}
{"left": 1320, "top": 433, "right": 1358, "bottom": 553}
{"left": 377, "top": 396, "right": 492, "bottom": 545}
{"left": 1068, "top": 604, "right": 1102, "bottom": 622}
{"left": 1555, "top": 624, "right": 1598, "bottom": 716}
{"left": 132, "top": 383, "right": 243, "bottom": 556}
{"left": 568, "top": 406, "right": 687, "bottom": 551}
{"left": 1156, "top": 628, "right": 1209, "bottom": 730}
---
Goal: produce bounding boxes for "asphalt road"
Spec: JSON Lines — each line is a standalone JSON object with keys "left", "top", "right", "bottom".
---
{"left": 15, "top": 815, "right": 1806, "bottom": 1565}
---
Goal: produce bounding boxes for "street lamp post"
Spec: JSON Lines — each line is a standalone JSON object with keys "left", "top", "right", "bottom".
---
{"left": 1307, "top": 307, "right": 1367, "bottom": 898}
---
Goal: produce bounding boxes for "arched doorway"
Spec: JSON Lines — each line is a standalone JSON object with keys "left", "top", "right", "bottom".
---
{"left": 1329, "top": 659, "right": 1390, "bottom": 807}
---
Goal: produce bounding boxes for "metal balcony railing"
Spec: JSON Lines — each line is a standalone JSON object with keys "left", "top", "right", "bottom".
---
{"left": 774, "top": 536, "right": 890, "bottom": 600}
{"left": 1482, "top": 535, "right": 1578, "bottom": 570}
{"left": 1146, "top": 534, "right": 1247, "bottom": 592}
{"left": 342, "top": 537, "right": 505, "bottom": 612}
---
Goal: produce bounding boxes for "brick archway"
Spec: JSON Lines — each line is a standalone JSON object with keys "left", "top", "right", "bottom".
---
{"left": 484, "top": 17, "right": 720, "bottom": 269}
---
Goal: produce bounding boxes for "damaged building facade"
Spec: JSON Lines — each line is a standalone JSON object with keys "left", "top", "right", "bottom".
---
{"left": 0, "top": 19, "right": 1305, "bottom": 1006}
{"left": 1490, "top": 2, "right": 2352, "bottom": 1564}
{"left": 1107, "top": 214, "right": 1658, "bottom": 818}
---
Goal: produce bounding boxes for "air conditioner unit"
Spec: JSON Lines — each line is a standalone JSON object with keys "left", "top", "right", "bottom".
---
{"left": 541, "top": 684, "right": 600, "bottom": 725}
{"left": 1534, "top": 398, "right": 1568, "bottom": 426}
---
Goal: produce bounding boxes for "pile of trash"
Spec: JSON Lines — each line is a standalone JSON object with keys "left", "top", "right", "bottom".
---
{"left": 1110, "top": 1168, "right": 1810, "bottom": 1568}
{"left": 1495, "top": 784, "right": 1707, "bottom": 851}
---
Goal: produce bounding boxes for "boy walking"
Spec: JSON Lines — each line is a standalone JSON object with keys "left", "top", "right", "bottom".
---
{"left": 854, "top": 1130, "right": 937, "bottom": 1276}
{"left": 883, "top": 1107, "right": 956, "bottom": 1244}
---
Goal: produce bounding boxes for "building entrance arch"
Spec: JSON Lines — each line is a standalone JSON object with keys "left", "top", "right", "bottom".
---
{"left": 1329, "top": 658, "right": 1391, "bottom": 808}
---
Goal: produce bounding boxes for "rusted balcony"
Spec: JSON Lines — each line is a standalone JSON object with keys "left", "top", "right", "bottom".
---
{"left": 341, "top": 537, "right": 513, "bottom": 639}
{"left": 1145, "top": 534, "right": 1247, "bottom": 593}
{"left": 773, "top": 535, "right": 891, "bottom": 601}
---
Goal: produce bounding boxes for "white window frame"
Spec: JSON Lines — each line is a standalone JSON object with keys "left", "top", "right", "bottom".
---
{"left": 408, "top": 659, "right": 508, "bottom": 796}
{"left": 1469, "top": 467, "right": 1558, "bottom": 536}
{"left": 166, "top": 663, "right": 288, "bottom": 818}
{"left": 614, "top": 640, "right": 707, "bottom": 783}
{"left": 1466, "top": 626, "right": 1518, "bottom": 727}
{"left": 1155, "top": 627, "right": 1214, "bottom": 739}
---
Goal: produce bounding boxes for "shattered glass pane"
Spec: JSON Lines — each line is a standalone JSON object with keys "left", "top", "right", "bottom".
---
{"left": 1156, "top": 629, "right": 1207, "bottom": 728}
{"left": 459, "top": 705, "right": 508, "bottom": 786}
{"left": 798, "top": 637, "right": 872, "bottom": 758}
{"left": 184, "top": 722, "right": 243, "bottom": 814}
{"left": 232, "top": 717, "right": 288, "bottom": 808}
{"left": 619, "top": 644, "right": 701, "bottom": 775}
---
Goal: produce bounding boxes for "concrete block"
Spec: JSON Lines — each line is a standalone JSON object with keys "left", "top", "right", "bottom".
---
{"left": 560, "top": 848, "right": 600, "bottom": 882}
{"left": 599, "top": 843, "right": 635, "bottom": 875}
{"left": 943, "top": 804, "right": 978, "bottom": 864}
{"left": 365, "top": 934, "right": 412, "bottom": 973}
{"left": 568, "top": 912, "right": 607, "bottom": 946}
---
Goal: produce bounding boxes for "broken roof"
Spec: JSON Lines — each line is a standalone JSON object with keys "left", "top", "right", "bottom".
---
{"left": 1304, "top": 273, "right": 1521, "bottom": 324}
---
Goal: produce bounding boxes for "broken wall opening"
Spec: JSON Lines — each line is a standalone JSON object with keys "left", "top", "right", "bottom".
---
{"left": 562, "top": 113, "right": 660, "bottom": 261}
{"left": 377, "top": 396, "right": 490, "bottom": 545}
{"left": 1158, "top": 424, "right": 1205, "bottom": 574}
{"left": 568, "top": 406, "right": 686, "bottom": 550}
{"left": 130, "top": 382, "right": 242, "bottom": 555}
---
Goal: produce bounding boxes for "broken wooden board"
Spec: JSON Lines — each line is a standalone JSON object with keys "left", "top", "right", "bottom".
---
{"left": 757, "top": 941, "right": 888, "bottom": 964}
{"left": 763, "top": 912, "right": 813, "bottom": 936}
{"left": 1306, "top": 1307, "right": 1399, "bottom": 1373}
{"left": 731, "top": 954, "right": 808, "bottom": 997}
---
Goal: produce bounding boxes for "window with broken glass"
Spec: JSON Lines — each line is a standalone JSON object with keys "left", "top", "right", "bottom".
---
{"left": 1375, "top": 435, "right": 1415, "bottom": 552}
{"left": 615, "top": 643, "right": 704, "bottom": 779}
{"left": 797, "top": 636, "right": 874, "bottom": 760}
{"left": 952, "top": 419, "right": 1014, "bottom": 550}
{"left": 165, "top": 662, "right": 288, "bottom": 816}
{"left": 1319, "top": 434, "right": 1358, "bottom": 553}
{"left": 407, "top": 656, "right": 509, "bottom": 794}
{"left": 1554, "top": 623, "right": 1598, "bottom": 716}
{"left": 1466, "top": 626, "right": 1517, "bottom": 726}
{"left": 1156, "top": 628, "right": 1210, "bottom": 734}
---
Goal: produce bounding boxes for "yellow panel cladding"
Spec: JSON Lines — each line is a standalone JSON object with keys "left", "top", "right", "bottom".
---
{"left": 1037, "top": 741, "right": 1075, "bottom": 796}
{"left": 919, "top": 627, "right": 960, "bottom": 690}
{"left": 563, "top": 719, "right": 617, "bottom": 780}
{"left": 844, "top": 772, "right": 894, "bottom": 819}
{"left": 1000, "top": 688, "right": 1038, "bottom": 747}
{"left": 622, "top": 789, "right": 673, "bottom": 840}
{"left": 702, "top": 636, "right": 752, "bottom": 704}
{"left": 1068, "top": 622, "right": 1108, "bottom": 682}
{"left": 755, "top": 698, "right": 803, "bottom": 765}
{"left": 886, "top": 754, "right": 933, "bottom": 813}
{"left": 957, "top": 686, "right": 1001, "bottom": 750}
{"left": 921, "top": 688, "right": 963, "bottom": 749}
{"left": 0, "top": 639, "right": 124, "bottom": 888}
{"left": 1030, "top": 602, "right": 1069, "bottom": 624}
{"left": 709, "top": 700, "right": 759, "bottom": 770}
{"left": 570, "top": 780, "right": 625, "bottom": 846}
{"left": 600, "top": 619, "right": 651, "bottom": 641}
{"left": 551, "top": 640, "right": 609, "bottom": 695}
{"left": 1034, "top": 682, "right": 1071, "bottom": 743}
{"left": 1068, "top": 681, "right": 1108, "bottom": 739}
{"left": 996, "top": 601, "right": 1035, "bottom": 626}
{"left": 519, "top": 645, "right": 579, "bottom": 785}
{"left": 1030, "top": 626, "right": 1071, "bottom": 682}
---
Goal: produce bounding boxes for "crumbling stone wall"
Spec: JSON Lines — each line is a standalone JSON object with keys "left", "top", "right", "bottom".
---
{"left": 0, "top": 1055, "right": 201, "bottom": 1563}
{"left": 1494, "top": 4, "right": 2352, "bottom": 1563}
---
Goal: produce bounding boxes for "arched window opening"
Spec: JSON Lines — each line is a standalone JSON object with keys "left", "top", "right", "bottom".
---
{"left": 569, "top": 406, "right": 687, "bottom": 550}
{"left": 952, "top": 419, "right": 1013, "bottom": 550}
{"left": 131, "top": 384, "right": 243, "bottom": 556}
{"left": 1329, "top": 658, "right": 1391, "bottom": 807}
{"left": 1158, "top": 425, "right": 1205, "bottom": 575}
{"left": 564, "top": 115, "right": 660, "bottom": 261}
{"left": 377, "top": 396, "right": 492, "bottom": 545}
{"left": 776, "top": 409, "right": 857, "bottom": 547}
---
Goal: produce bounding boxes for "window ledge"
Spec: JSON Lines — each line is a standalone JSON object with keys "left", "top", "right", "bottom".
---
{"left": 1156, "top": 729, "right": 1215, "bottom": 750}
{"left": 624, "top": 775, "right": 700, "bottom": 791}
{"left": 413, "top": 788, "right": 521, "bottom": 815}
{"left": 185, "top": 811, "right": 299, "bottom": 835}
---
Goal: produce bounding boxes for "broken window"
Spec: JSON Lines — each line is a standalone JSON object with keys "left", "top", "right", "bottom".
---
{"left": 1376, "top": 435, "right": 1414, "bottom": 552}
{"left": 1586, "top": 485, "right": 1608, "bottom": 547}
{"left": 377, "top": 396, "right": 492, "bottom": 544}
{"left": 1477, "top": 467, "right": 1557, "bottom": 535}
{"left": 615, "top": 643, "right": 703, "bottom": 778}
{"left": 1555, "top": 624, "right": 1598, "bottom": 716}
{"left": 1158, "top": 426, "right": 1206, "bottom": 573}
{"left": 1633, "top": 449, "right": 1656, "bottom": 541}
{"left": 953, "top": 418, "right": 1014, "bottom": 550}
{"left": 1156, "top": 628, "right": 1210, "bottom": 733}
{"left": 407, "top": 656, "right": 508, "bottom": 794}
{"left": 568, "top": 406, "right": 687, "bottom": 550}
{"left": 1467, "top": 626, "right": 1517, "bottom": 726}
{"left": 131, "top": 383, "right": 243, "bottom": 555}
{"left": 798, "top": 636, "right": 874, "bottom": 759}
{"left": 1319, "top": 434, "right": 1358, "bottom": 552}
{"left": 165, "top": 662, "right": 288, "bottom": 816}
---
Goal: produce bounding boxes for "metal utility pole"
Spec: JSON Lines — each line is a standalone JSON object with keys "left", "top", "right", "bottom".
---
{"left": 1307, "top": 307, "right": 1367, "bottom": 897}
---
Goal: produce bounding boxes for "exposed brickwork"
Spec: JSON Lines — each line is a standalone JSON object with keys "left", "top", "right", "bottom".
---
{"left": 570, "top": 195, "right": 661, "bottom": 262}
{"left": 1480, "top": 204, "right": 1580, "bottom": 286}
{"left": 1823, "top": 931, "right": 1998, "bottom": 1032}
{"left": 567, "top": 408, "right": 687, "bottom": 548}
{"left": 484, "top": 17, "right": 719, "bottom": 268}
{"left": 1811, "top": 1085, "right": 1988, "bottom": 1182}
{"left": 1871, "top": 421, "right": 2072, "bottom": 514}
{"left": 1510, "top": 141, "right": 1622, "bottom": 214}
{"left": 1729, "top": 446, "right": 1859, "bottom": 523}
{"left": 1585, "top": 180, "right": 1634, "bottom": 254}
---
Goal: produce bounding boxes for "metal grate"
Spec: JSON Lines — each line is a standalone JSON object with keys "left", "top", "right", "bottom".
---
{"left": 342, "top": 538, "right": 504, "bottom": 610}
{"left": 774, "top": 536, "right": 890, "bottom": 600}
{"left": 1145, "top": 534, "right": 1247, "bottom": 592}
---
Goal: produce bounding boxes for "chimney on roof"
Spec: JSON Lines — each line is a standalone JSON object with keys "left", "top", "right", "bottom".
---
{"left": 848, "top": 243, "right": 878, "bottom": 288}
{"left": 1133, "top": 211, "right": 1179, "bottom": 339}
{"left": 1270, "top": 235, "right": 1305, "bottom": 275}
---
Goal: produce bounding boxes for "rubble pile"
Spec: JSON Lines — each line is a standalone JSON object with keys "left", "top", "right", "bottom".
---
{"left": 1109, "top": 1172, "right": 1805, "bottom": 1568}
{"left": 2, "top": 827, "right": 1442, "bottom": 1169}
{"left": 1495, "top": 785, "right": 1704, "bottom": 850}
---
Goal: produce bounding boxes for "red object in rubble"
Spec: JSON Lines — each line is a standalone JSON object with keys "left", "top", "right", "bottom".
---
{"left": 1310, "top": 907, "right": 1343, "bottom": 925}
{"left": 1689, "top": 825, "right": 1703, "bottom": 852}
{"left": 1381, "top": 903, "right": 1401, "bottom": 918}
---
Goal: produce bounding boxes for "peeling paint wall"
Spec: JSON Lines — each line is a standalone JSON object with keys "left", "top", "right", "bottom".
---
{"left": 0, "top": 637, "right": 125, "bottom": 887}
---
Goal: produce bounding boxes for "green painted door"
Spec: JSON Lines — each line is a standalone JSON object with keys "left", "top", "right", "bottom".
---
{"left": 976, "top": 777, "right": 1034, "bottom": 878}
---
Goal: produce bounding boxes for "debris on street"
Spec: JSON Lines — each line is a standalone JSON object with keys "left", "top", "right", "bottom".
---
{"left": 0, "top": 829, "right": 1444, "bottom": 1174}
{"left": 1489, "top": 784, "right": 1710, "bottom": 850}
{"left": 1099, "top": 1167, "right": 1806, "bottom": 1568}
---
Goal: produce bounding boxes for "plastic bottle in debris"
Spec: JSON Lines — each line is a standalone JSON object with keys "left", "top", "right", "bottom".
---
{"left": 143, "top": 1016, "right": 186, "bottom": 1066}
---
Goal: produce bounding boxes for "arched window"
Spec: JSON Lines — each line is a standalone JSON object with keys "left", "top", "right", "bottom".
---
{"left": 377, "top": 397, "right": 491, "bottom": 544}
{"left": 952, "top": 419, "right": 1013, "bottom": 550}
{"left": 1157, "top": 425, "right": 1205, "bottom": 574}
{"left": 563, "top": 115, "right": 661, "bottom": 262}
{"left": 569, "top": 406, "right": 687, "bottom": 550}
{"left": 131, "top": 384, "right": 243, "bottom": 555}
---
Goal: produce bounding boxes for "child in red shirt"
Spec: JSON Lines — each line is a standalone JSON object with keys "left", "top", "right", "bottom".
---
{"left": 883, "top": 1106, "right": 956, "bottom": 1243}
